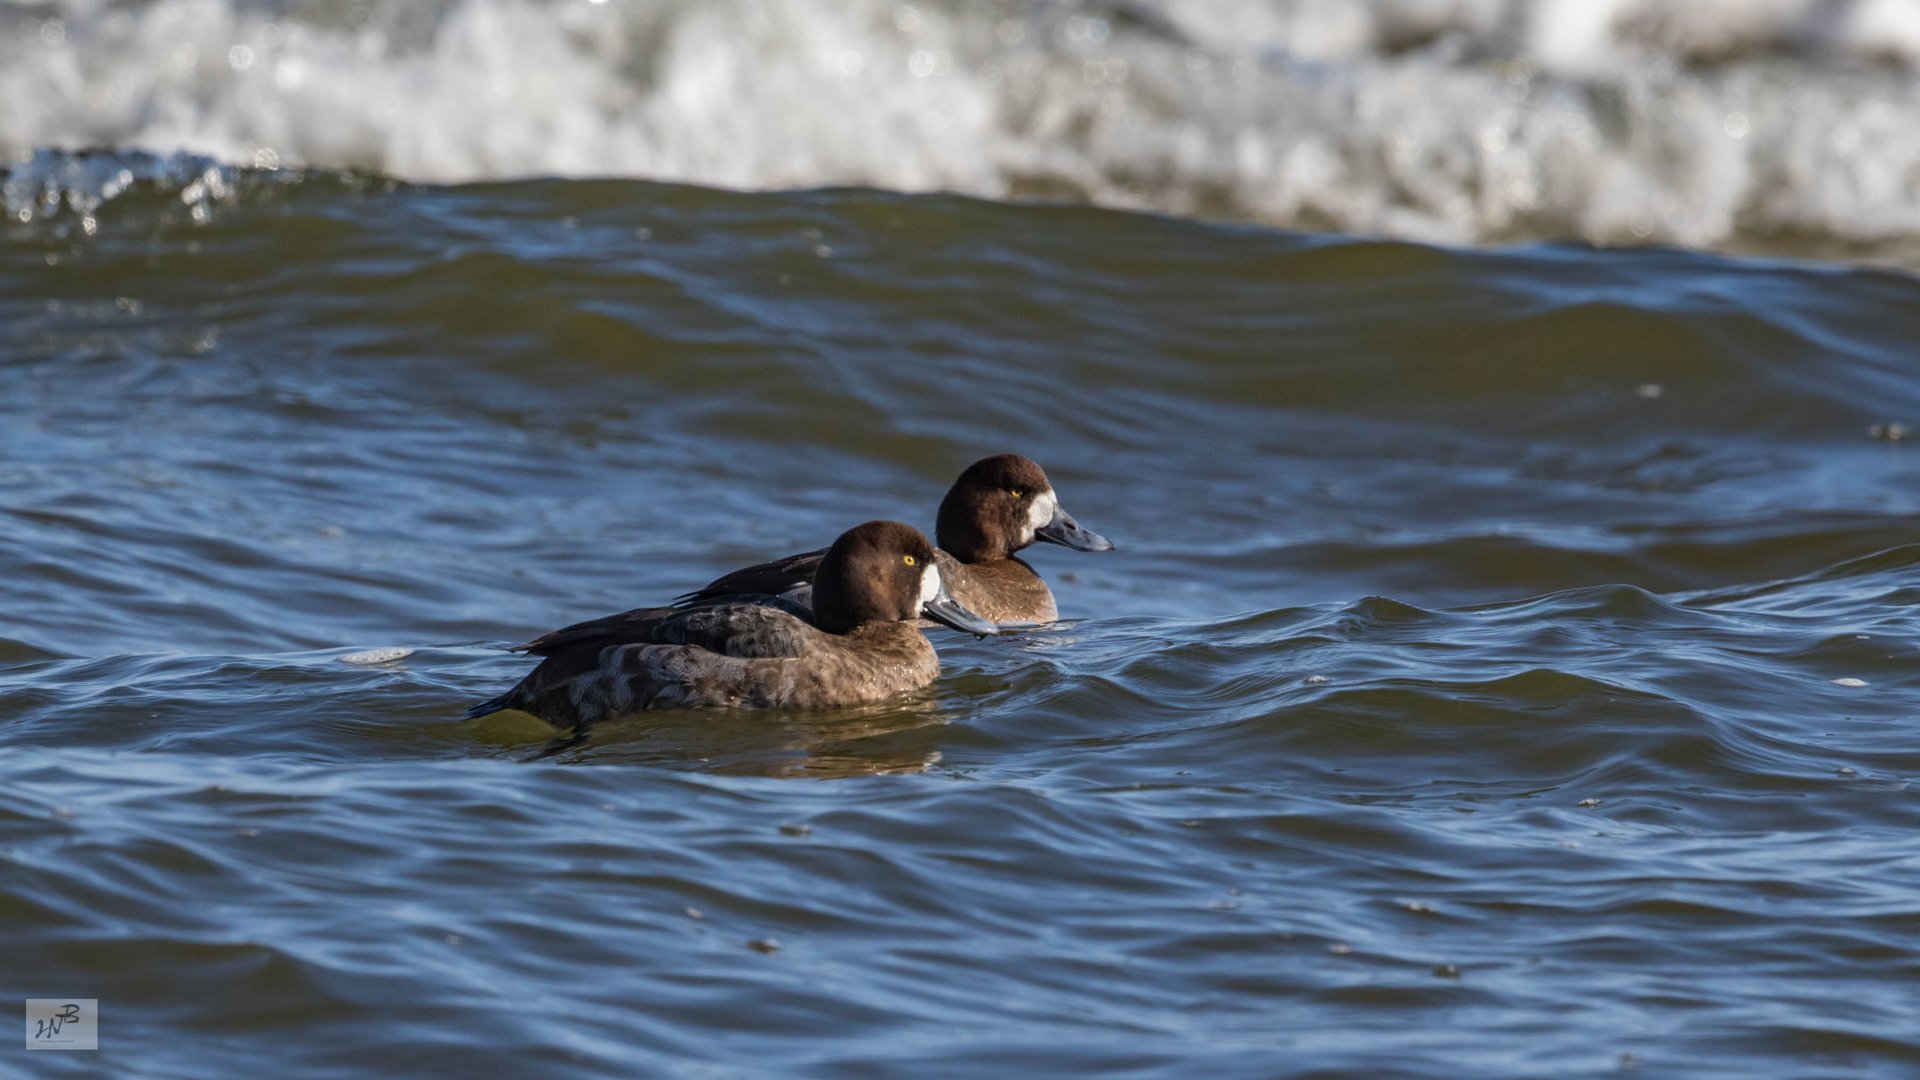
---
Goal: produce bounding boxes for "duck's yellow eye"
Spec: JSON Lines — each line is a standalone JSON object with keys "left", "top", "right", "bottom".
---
{"left": 903, "top": 554, "right": 916, "bottom": 566}
{"left": 1009, "top": 488, "right": 1024, "bottom": 499}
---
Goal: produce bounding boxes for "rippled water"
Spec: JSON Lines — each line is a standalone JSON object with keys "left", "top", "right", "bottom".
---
{"left": 5, "top": 157, "right": 1920, "bottom": 1077}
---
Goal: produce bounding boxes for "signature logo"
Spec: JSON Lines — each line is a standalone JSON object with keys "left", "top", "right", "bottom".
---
{"left": 32, "top": 1003, "right": 82, "bottom": 1041}
{"left": 24, "top": 999, "right": 96, "bottom": 1051}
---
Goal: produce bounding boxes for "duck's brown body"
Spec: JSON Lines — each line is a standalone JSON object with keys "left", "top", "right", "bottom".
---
{"left": 674, "top": 455, "right": 1110, "bottom": 627}
{"left": 491, "top": 612, "right": 939, "bottom": 723}
{"left": 469, "top": 521, "right": 994, "bottom": 733}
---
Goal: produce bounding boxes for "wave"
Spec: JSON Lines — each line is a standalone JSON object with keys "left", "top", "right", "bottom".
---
{"left": 8, "top": 0, "right": 1920, "bottom": 260}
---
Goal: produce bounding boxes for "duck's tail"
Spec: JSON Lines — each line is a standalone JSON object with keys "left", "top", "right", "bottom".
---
{"left": 464, "top": 693, "right": 514, "bottom": 721}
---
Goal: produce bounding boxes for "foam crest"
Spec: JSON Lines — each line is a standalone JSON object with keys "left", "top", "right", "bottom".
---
{"left": 2, "top": 147, "right": 236, "bottom": 228}
{"left": 7, "top": 0, "right": 1920, "bottom": 257}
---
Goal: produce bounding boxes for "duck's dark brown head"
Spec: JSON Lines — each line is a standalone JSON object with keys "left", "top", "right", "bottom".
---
{"left": 935, "top": 454, "right": 1115, "bottom": 562}
{"left": 812, "top": 520, "right": 997, "bottom": 637}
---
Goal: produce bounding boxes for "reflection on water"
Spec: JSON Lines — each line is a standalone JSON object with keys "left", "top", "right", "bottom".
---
{"left": 475, "top": 698, "right": 952, "bottom": 778}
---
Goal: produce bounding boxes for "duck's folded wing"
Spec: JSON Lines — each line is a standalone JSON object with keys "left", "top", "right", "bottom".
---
{"left": 672, "top": 548, "right": 828, "bottom": 607}
{"left": 512, "top": 605, "right": 682, "bottom": 656}
{"left": 514, "top": 597, "right": 816, "bottom": 659}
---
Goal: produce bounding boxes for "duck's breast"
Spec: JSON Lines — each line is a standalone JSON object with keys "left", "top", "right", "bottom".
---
{"left": 776, "top": 622, "right": 941, "bottom": 707}
{"left": 946, "top": 556, "right": 1058, "bottom": 625}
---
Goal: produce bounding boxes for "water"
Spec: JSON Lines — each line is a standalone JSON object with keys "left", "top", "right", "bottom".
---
{"left": 11, "top": 0, "right": 1920, "bottom": 260}
{"left": 2, "top": 152, "right": 1917, "bottom": 1077}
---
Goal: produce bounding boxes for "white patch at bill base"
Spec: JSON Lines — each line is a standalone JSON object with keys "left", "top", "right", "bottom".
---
{"left": 917, "top": 564, "right": 942, "bottom": 613}
{"left": 1027, "top": 489, "right": 1057, "bottom": 540}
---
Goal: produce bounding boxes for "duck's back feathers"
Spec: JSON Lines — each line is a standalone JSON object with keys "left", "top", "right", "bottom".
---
{"left": 512, "top": 605, "right": 677, "bottom": 657}
{"left": 515, "top": 596, "right": 814, "bottom": 658}
{"left": 472, "top": 600, "right": 837, "bottom": 726}
{"left": 673, "top": 548, "right": 826, "bottom": 609}
{"left": 674, "top": 545, "right": 1062, "bottom": 625}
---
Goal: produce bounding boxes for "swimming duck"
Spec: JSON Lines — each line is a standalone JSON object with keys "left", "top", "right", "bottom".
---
{"left": 467, "top": 521, "right": 996, "bottom": 732}
{"left": 675, "top": 454, "right": 1114, "bottom": 625}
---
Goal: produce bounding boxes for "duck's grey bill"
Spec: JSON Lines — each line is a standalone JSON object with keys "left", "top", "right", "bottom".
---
{"left": 1036, "top": 505, "right": 1115, "bottom": 552}
{"left": 923, "top": 593, "right": 999, "bottom": 637}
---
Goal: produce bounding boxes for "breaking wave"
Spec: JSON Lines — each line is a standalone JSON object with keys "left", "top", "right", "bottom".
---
{"left": 8, "top": 0, "right": 1920, "bottom": 258}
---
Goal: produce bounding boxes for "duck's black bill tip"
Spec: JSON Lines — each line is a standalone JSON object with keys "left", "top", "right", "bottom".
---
{"left": 1037, "top": 506, "right": 1115, "bottom": 552}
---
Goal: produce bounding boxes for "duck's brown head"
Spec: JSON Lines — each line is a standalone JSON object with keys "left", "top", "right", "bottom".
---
{"left": 812, "top": 520, "right": 997, "bottom": 637}
{"left": 935, "top": 454, "right": 1115, "bottom": 562}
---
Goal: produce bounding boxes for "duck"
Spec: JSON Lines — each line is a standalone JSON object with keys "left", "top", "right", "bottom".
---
{"left": 675, "top": 454, "right": 1114, "bottom": 626}
{"left": 466, "top": 520, "right": 996, "bottom": 733}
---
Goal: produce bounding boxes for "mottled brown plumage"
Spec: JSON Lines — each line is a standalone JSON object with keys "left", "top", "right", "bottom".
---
{"left": 674, "top": 454, "right": 1113, "bottom": 626}
{"left": 468, "top": 521, "right": 994, "bottom": 732}
{"left": 939, "top": 553, "right": 1059, "bottom": 624}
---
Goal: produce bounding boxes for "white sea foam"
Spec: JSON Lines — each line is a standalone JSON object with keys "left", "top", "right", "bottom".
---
{"left": 7, "top": 0, "right": 1920, "bottom": 255}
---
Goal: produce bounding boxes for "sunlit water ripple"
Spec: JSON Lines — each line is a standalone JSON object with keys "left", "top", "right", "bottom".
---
{"left": 3, "top": 154, "right": 1919, "bottom": 1078}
